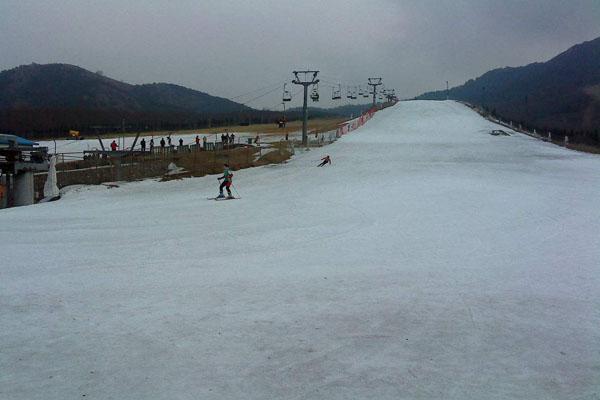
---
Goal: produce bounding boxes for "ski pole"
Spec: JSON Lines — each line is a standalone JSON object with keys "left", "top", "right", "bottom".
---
{"left": 232, "top": 184, "right": 241, "bottom": 199}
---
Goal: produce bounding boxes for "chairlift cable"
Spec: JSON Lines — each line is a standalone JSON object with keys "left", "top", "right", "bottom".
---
{"left": 242, "top": 85, "right": 287, "bottom": 105}
{"left": 231, "top": 81, "right": 288, "bottom": 101}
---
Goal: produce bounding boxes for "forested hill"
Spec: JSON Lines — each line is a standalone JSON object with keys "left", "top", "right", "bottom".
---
{"left": 418, "top": 36, "right": 600, "bottom": 144}
{"left": 0, "top": 63, "right": 253, "bottom": 137}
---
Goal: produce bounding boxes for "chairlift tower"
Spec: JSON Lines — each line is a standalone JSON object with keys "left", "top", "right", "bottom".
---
{"left": 292, "top": 70, "right": 319, "bottom": 146}
{"left": 368, "top": 77, "right": 383, "bottom": 107}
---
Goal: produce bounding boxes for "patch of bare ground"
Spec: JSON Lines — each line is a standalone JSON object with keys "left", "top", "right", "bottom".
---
{"left": 159, "top": 142, "right": 293, "bottom": 182}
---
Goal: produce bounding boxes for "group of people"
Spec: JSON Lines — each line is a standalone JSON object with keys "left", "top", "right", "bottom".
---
{"left": 109, "top": 131, "right": 269, "bottom": 153}
{"left": 221, "top": 132, "right": 235, "bottom": 145}
{"left": 110, "top": 135, "right": 216, "bottom": 153}
{"left": 109, "top": 135, "right": 333, "bottom": 170}
{"left": 195, "top": 135, "right": 208, "bottom": 147}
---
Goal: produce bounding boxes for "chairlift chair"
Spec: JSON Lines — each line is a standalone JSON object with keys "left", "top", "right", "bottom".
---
{"left": 310, "top": 84, "right": 319, "bottom": 102}
{"left": 332, "top": 85, "right": 341, "bottom": 100}
{"left": 346, "top": 86, "right": 353, "bottom": 99}
{"left": 282, "top": 83, "right": 292, "bottom": 102}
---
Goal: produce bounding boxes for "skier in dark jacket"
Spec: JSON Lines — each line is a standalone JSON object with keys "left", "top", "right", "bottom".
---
{"left": 318, "top": 155, "right": 331, "bottom": 167}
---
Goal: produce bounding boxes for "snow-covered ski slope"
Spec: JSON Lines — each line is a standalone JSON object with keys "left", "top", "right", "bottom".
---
{"left": 2, "top": 101, "right": 599, "bottom": 399}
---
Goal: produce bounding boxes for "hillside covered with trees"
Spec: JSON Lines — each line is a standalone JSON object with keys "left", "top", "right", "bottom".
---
{"left": 0, "top": 63, "right": 260, "bottom": 138}
{"left": 418, "top": 37, "right": 600, "bottom": 146}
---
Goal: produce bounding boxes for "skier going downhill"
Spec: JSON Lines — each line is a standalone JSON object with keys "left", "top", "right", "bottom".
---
{"left": 217, "top": 164, "right": 234, "bottom": 199}
{"left": 318, "top": 155, "right": 331, "bottom": 167}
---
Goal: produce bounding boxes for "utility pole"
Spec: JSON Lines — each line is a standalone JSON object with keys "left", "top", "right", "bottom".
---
{"left": 367, "top": 78, "right": 383, "bottom": 107}
{"left": 282, "top": 101, "right": 286, "bottom": 125}
{"left": 446, "top": 81, "right": 449, "bottom": 100}
{"left": 292, "top": 70, "right": 319, "bottom": 146}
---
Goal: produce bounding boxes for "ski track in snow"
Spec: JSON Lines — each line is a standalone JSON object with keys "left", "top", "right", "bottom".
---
{"left": 2, "top": 101, "right": 600, "bottom": 399}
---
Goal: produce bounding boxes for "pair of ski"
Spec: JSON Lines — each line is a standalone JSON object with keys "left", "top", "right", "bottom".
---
{"left": 207, "top": 196, "right": 238, "bottom": 201}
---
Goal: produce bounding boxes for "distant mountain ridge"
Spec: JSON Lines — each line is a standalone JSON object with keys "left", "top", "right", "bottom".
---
{"left": 0, "top": 63, "right": 250, "bottom": 114}
{"left": 418, "top": 36, "right": 600, "bottom": 143}
{"left": 0, "top": 63, "right": 257, "bottom": 137}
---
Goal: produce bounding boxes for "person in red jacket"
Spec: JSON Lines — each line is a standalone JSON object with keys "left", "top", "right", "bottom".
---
{"left": 110, "top": 140, "right": 118, "bottom": 151}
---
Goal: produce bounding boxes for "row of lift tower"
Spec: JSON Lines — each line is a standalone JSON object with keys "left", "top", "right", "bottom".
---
{"left": 284, "top": 71, "right": 396, "bottom": 146}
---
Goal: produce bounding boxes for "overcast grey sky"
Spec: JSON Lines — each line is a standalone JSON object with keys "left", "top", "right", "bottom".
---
{"left": 1, "top": 0, "right": 599, "bottom": 109}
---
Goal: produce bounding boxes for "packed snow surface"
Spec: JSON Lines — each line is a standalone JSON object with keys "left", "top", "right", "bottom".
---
{"left": 2, "top": 101, "right": 599, "bottom": 399}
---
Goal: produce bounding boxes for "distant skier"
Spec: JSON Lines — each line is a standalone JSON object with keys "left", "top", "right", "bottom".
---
{"left": 110, "top": 140, "right": 118, "bottom": 151}
{"left": 167, "top": 136, "right": 172, "bottom": 146}
{"left": 202, "top": 136, "right": 207, "bottom": 149}
{"left": 149, "top": 138, "right": 154, "bottom": 152}
{"left": 318, "top": 155, "right": 331, "bottom": 167}
{"left": 230, "top": 133, "right": 235, "bottom": 144}
{"left": 179, "top": 138, "right": 184, "bottom": 147}
{"left": 140, "top": 138, "right": 146, "bottom": 152}
{"left": 195, "top": 135, "right": 200, "bottom": 146}
{"left": 160, "top": 138, "right": 166, "bottom": 149}
{"left": 217, "top": 164, "right": 234, "bottom": 199}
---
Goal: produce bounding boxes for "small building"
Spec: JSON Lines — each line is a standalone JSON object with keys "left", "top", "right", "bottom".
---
{"left": 0, "top": 134, "right": 49, "bottom": 208}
